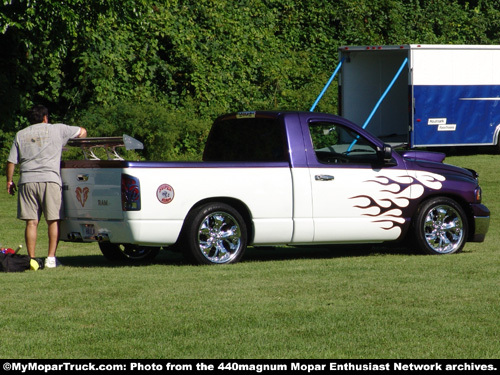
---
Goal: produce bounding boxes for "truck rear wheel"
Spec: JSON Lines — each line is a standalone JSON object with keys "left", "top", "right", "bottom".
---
{"left": 182, "top": 202, "right": 247, "bottom": 265}
{"left": 412, "top": 197, "right": 468, "bottom": 255}
{"left": 99, "top": 243, "right": 160, "bottom": 262}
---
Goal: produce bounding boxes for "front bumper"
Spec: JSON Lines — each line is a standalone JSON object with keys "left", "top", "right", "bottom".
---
{"left": 471, "top": 204, "right": 490, "bottom": 242}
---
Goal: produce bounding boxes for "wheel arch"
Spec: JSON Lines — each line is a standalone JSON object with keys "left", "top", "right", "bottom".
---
{"left": 411, "top": 192, "right": 476, "bottom": 242}
{"left": 494, "top": 123, "right": 500, "bottom": 153}
{"left": 183, "top": 197, "right": 254, "bottom": 243}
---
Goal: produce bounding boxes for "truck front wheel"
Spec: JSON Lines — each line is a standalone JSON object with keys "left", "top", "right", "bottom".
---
{"left": 99, "top": 243, "right": 160, "bottom": 262}
{"left": 413, "top": 197, "right": 468, "bottom": 255}
{"left": 182, "top": 202, "right": 248, "bottom": 265}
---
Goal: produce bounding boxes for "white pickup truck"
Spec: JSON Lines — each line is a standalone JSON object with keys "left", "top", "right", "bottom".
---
{"left": 60, "top": 111, "right": 490, "bottom": 264}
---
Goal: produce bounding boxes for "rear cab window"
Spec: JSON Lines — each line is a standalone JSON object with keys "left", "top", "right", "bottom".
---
{"left": 203, "top": 115, "right": 288, "bottom": 162}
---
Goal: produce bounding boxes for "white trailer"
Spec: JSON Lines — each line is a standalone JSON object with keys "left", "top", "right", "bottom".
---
{"left": 314, "top": 45, "right": 500, "bottom": 150}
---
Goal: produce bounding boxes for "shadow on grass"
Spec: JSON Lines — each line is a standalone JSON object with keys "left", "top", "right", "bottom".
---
{"left": 58, "top": 250, "right": 185, "bottom": 268}
{"left": 58, "top": 243, "right": 416, "bottom": 268}
{"left": 242, "top": 243, "right": 416, "bottom": 263}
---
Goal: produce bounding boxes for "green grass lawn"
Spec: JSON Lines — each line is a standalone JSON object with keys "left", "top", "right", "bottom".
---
{"left": 1, "top": 153, "right": 498, "bottom": 359}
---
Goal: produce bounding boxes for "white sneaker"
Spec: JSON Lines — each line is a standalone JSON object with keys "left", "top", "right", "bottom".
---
{"left": 45, "top": 257, "right": 63, "bottom": 268}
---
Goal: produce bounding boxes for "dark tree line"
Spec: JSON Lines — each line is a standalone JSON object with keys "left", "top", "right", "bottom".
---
{"left": 1, "top": 0, "right": 500, "bottom": 163}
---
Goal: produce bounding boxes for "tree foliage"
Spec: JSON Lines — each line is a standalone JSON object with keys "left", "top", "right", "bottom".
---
{"left": 1, "top": 0, "right": 500, "bottom": 163}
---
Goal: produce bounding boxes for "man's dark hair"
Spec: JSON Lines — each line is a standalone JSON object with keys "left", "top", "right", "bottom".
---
{"left": 27, "top": 105, "right": 49, "bottom": 124}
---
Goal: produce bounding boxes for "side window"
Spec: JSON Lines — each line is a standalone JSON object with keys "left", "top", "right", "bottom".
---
{"left": 309, "top": 121, "right": 379, "bottom": 164}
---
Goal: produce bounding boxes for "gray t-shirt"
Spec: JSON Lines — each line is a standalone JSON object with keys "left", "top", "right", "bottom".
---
{"left": 8, "top": 122, "right": 81, "bottom": 186}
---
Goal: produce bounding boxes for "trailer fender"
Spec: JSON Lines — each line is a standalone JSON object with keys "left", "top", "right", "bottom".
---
{"left": 494, "top": 124, "right": 500, "bottom": 153}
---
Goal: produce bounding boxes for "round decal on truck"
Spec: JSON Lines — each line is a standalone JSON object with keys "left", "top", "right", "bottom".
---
{"left": 156, "top": 184, "right": 175, "bottom": 204}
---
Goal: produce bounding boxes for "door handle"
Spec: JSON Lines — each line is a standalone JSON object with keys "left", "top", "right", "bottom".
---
{"left": 315, "top": 175, "right": 334, "bottom": 181}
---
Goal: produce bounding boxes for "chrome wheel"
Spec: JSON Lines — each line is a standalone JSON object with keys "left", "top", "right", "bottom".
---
{"left": 198, "top": 211, "right": 242, "bottom": 263}
{"left": 99, "top": 243, "right": 160, "bottom": 262}
{"left": 423, "top": 205, "right": 464, "bottom": 253}
{"left": 414, "top": 197, "right": 467, "bottom": 255}
{"left": 183, "top": 202, "right": 247, "bottom": 265}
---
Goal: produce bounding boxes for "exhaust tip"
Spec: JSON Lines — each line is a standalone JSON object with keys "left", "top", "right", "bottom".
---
{"left": 96, "top": 233, "right": 110, "bottom": 242}
{"left": 67, "top": 232, "right": 83, "bottom": 241}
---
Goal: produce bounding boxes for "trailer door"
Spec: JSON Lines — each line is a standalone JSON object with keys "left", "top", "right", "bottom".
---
{"left": 339, "top": 47, "right": 410, "bottom": 146}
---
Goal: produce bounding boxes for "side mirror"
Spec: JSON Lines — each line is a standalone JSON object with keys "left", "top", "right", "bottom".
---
{"left": 378, "top": 144, "right": 393, "bottom": 163}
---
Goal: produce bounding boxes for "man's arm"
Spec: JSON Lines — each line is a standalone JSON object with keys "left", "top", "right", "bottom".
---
{"left": 78, "top": 127, "right": 87, "bottom": 138}
{"left": 6, "top": 161, "right": 16, "bottom": 195}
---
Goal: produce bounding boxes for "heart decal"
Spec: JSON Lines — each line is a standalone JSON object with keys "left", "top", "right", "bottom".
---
{"left": 76, "top": 186, "right": 90, "bottom": 207}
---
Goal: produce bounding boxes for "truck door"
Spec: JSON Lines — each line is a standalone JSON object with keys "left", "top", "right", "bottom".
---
{"left": 306, "top": 120, "right": 409, "bottom": 243}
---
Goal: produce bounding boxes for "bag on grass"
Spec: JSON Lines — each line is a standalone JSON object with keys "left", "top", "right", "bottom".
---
{"left": 0, "top": 253, "right": 31, "bottom": 272}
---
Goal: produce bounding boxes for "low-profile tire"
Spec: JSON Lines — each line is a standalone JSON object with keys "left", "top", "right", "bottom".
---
{"left": 99, "top": 243, "right": 160, "bottom": 262}
{"left": 182, "top": 202, "right": 247, "bottom": 265}
{"left": 413, "top": 197, "right": 468, "bottom": 255}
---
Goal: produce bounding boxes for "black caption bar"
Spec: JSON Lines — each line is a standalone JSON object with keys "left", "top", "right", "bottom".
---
{"left": 1, "top": 360, "right": 498, "bottom": 374}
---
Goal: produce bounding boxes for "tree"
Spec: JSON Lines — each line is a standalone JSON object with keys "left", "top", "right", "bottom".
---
{"left": 1, "top": 0, "right": 500, "bottom": 165}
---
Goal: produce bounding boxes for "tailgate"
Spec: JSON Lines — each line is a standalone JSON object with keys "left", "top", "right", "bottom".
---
{"left": 62, "top": 167, "right": 123, "bottom": 220}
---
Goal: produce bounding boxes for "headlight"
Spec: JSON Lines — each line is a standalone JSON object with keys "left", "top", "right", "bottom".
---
{"left": 475, "top": 187, "right": 482, "bottom": 203}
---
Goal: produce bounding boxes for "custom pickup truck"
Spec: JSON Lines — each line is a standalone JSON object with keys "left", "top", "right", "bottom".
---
{"left": 60, "top": 111, "right": 490, "bottom": 264}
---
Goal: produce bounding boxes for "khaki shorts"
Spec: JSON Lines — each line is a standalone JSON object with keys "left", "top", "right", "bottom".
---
{"left": 18, "top": 182, "right": 63, "bottom": 221}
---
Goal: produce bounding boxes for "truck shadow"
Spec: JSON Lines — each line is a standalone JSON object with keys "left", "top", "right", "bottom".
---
{"left": 59, "top": 244, "right": 415, "bottom": 268}
{"left": 241, "top": 244, "right": 415, "bottom": 263}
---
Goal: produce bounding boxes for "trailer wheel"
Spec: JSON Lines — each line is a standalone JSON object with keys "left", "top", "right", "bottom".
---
{"left": 412, "top": 197, "right": 468, "bottom": 255}
{"left": 99, "top": 243, "right": 160, "bottom": 262}
{"left": 182, "top": 202, "right": 247, "bottom": 265}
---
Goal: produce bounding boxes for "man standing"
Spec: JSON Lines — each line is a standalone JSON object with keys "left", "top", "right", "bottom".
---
{"left": 6, "top": 105, "right": 87, "bottom": 268}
